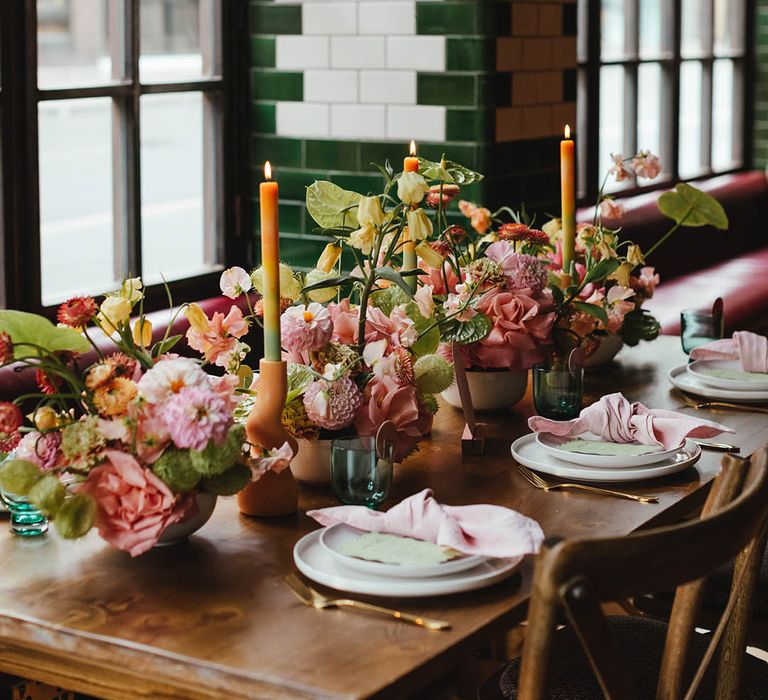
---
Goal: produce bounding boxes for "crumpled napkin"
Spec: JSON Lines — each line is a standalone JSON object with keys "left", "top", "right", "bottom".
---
{"left": 528, "top": 392, "right": 733, "bottom": 450}
{"left": 307, "top": 488, "right": 544, "bottom": 559}
{"left": 690, "top": 331, "right": 768, "bottom": 373}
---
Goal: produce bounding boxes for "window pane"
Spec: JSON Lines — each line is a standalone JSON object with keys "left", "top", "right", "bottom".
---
{"left": 712, "top": 59, "right": 736, "bottom": 170}
{"left": 39, "top": 98, "right": 116, "bottom": 303}
{"left": 141, "top": 93, "right": 214, "bottom": 285}
{"left": 637, "top": 63, "right": 663, "bottom": 166}
{"left": 37, "top": 0, "right": 123, "bottom": 89}
{"left": 601, "top": 0, "right": 626, "bottom": 61}
{"left": 681, "top": 0, "right": 708, "bottom": 58}
{"left": 714, "top": 0, "right": 744, "bottom": 54}
{"left": 679, "top": 61, "right": 704, "bottom": 178}
{"left": 140, "top": 0, "right": 216, "bottom": 83}
{"left": 599, "top": 65, "right": 625, "bottom": 192}
{"left": 639, "top": 0, "right": 666, "bottom": 59}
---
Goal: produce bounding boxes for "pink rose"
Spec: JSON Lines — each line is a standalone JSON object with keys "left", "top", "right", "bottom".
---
{"left": 78, "top": 450, "right": 196, "bottom": 557}
{"left": 354, "top": 375, "right": 432, "bottom": 462}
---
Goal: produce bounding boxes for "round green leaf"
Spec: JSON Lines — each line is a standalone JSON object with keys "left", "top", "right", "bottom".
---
{"left": 27, "top": 475, "right": 66, "bottom": 516}
{"left": 0, "top": 459, "right": 43, "bottom": 496}
{"left": 55, "top": 493, "right": 97, "bottom": 539}
{"left": 657, "top": 183, "right": 728, "bottom": 230}
{"left": 441, "top": 313, "right": 492, "bottom": 345}
{"left": 0, "top": 310, "right": 90, "bottom": 360}
{"left": 306, "top": 181, "right": 361, "bottom": 229}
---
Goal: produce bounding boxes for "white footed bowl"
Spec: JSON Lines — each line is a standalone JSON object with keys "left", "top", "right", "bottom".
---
{"left": 157, "top": 492, "right": 217, "bottom": 546}
{"left": 441, "top": 369, "right": 529, "bottom": 411}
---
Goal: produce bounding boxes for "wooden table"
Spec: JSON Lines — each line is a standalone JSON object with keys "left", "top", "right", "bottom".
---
{"left": 0, "top": 337, "right": 766, "bottom": 700}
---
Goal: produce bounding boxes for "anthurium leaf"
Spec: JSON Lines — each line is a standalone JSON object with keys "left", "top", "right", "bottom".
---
{"left": 0, "top": 310, "right": 90, "bottom": 359}
{"left": 286, "top": 363, "right": 315, "bottom": 403}
{"left": 301, "top": 275, "right": 352, "bottom": 294}
{"left": 657, "top": 183, "right": 729, "bottom": 230}
{"left": 306, "top": 181, "right": 361, "bottom": 229}
{"left": 572, "top": 301, "right": 609, "bottom": 327}
{"left": 374, "top": 267, "right": 415, "bottom": 298}
{"left": 582, "top": 258, "right": 620, "bottom": 287}
{"left": 404, "top": 302, "right": 439, "bottom": 357}
{"left": 441, "top": 313, "right": 492, "bottom": 345}
{"left": 417, "top": 158, "right": 484, "bottom": 185}
{"left": 549, "top": 283, "right": 565, "bottom": 308}
{"left": 151, "top": 334, "right": 182, "bottom": 358}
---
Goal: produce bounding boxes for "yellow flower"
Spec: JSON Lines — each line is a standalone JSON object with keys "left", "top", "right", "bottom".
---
{"left": 132, "top": 318, "right": 153, "bottom": 348}
{"left": 357, "top": 196, "right": 385, "bottom": 227}
{"left": 119, "top": 277, "right": 143, "bottom": 303}
{"left": 415, "top": 241, "right": 443, "bottom": 269}
{"left": 185, "top": 303, "right": 210, "bottom": 334}
{"left": 349, "top": 222, "right": 377, "bottom": 256}
{"left": 97, "top": 296, "right": 132, "bottom": 334}
{"left": 542, "top": 218, "right": 562, "bottom": 241}
{"left": 608, "top": 262, "right": 633, "bottom": 287}
{"left": 316, "top": 243, "right": 342, "bottom": 273}
{"left": 397, "top": 172, "right": 429, "bottom": 205}
{"left": 577, "top": 225, "right": 599, "bottom": 245}
{"left": 305, "top": 269, "right": 338, "bottom": 303}
{"left": 406, "top": 208, "right": 433, "bottom": 241}
{"left": 30, "top": 406, "right": 58, "bottom": 431}
{"left": 251, "top": 263, "right": 302, "bottom": 301}
{"left": 626, "top": 244, "right": 645, "bottom": 266}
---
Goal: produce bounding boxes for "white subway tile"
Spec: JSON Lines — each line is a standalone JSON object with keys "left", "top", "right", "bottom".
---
{"left": 275, "top": 36, "right": 329, "bottom": 70}
{"left": 331, "top": 104, "right": 386, "bottom": 139}
{"left": 276, "top": 102, "right": 330, "bottom": 138}
{"left": 359, "top": 70, "right": 416, "bottom": 104}
{"left": 386, "top": 36, "right": 446, "bottom": 71}
{"left": 303, "top": 2, "right": 357, "bottom": 35}
{"left": 387, "top": 105, "right": 446, "bottom": 142}
{"left": 331, "top": 37, "right": 386, "bottom": 69}
{"left": 359, "top": 2, "right": 416, "bottom": 35}
{"left": 305, "top": 69, "right": 359, "bottom": 103}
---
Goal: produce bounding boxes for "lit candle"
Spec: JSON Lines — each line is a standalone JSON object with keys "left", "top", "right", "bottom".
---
{"left": 260, "top": 161, "right": 281, "bottom": 361}
{"left": 403, "top": 140, "right": 418, "bottom": 290}
{"left": 560, "top": 125, "right": 576, "bottom": 277}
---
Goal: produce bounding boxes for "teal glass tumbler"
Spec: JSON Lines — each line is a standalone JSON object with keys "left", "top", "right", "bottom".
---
{"left": 680, "top": 308, "right": 724, "bottom": 355}
{"left": 0, "top": 489, "right": 49, "bottom": 537}
{"left": 331, "top": 436, "right": 393, "bottom": 508}
{"left": 532, "top": 364, "right": 584, "bottom": 420}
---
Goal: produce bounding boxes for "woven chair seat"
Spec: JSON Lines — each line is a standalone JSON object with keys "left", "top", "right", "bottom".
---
{"left": 494, "top": 616, "right": 768, "bottom": 700}
{"left": 703, "top": 546, "right": 768, "bottom": 617}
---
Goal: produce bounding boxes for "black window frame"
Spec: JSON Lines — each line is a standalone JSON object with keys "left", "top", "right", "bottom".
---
{"left": 577, "top": 0, "right": 755, "bottom": 204}
{"left": 0, "top": 0, "right": 252, "bottom": 316}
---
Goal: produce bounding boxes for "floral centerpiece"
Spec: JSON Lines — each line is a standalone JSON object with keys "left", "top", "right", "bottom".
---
{"left": 0, "top": 279, "right": 271, "bottom": 556}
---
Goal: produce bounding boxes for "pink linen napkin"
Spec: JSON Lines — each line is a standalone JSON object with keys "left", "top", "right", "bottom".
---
{"left": 689, "top": 331, "right": 768, "bottom": 373}
{"left": 307, "top": 488, "right": 544, "bottom": 559}
{"left": 528, "top": 392, "right": 733, "bottom": 450}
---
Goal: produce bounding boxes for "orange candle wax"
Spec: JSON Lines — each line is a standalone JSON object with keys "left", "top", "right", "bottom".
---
{"left": 260, "top": 161, "right": 281, "bottom": 361}
{"left": 403, "top": 140, "right": 418, "bottom": 289}
{"left": 560, "top": 125, "right": 576, "bottom": 276}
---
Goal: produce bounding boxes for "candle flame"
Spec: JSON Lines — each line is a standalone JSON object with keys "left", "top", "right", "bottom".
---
{"left": 564, "top": 125, "right": 571, "bottom": 139}
{"left": 409, "top": 140, "right": 416, "bottom": 156}
{"left": 264, "top": 160, "right": 272, "bottom": 180}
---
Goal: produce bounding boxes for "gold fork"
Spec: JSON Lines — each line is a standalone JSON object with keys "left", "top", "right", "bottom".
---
{"left": 673, "top": 389, "right": 768, "bottom": 415}
{"left": 283, "top": 574, "right": 451, "bottom": 631}
{"left": 515, "top": 464, "right": 659, "bottom": 504}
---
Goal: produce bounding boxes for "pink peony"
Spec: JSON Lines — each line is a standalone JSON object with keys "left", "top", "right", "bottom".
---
{"left": 486, "top": 242, "right": 547, "bottom": 295}
{"left": 468, "top": 288, "right": 555, "bottom": 370}
{"left": 599, "top": 198, "right": 626, "bottom": 220}
{"left": 163, "top": 384, "right": 233, "bottom": 451}
{"left": 354, "top": 375, "right": 433, "bottom": 462}
{"left": 303, "top": 376, "right": 363, "bottom": 431}
{"left": 281, "top": 303, "right": 333, "bottom": 352}
{"left": 632, "top": 151, "right": 662, "bottom": 179}
{"left": 15, "top": 431, "right": 62, "bottom": 471}
{"left": 78, "top": 449, "right": 196, "bottom": 557}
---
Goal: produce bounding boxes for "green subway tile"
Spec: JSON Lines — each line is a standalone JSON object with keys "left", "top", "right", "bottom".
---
{"left": 360, "top": 142, "right": 410, "bottom": 169}
{"left": 273, "top": 168, "right": 326, "bottom": 200}
{"left": 280, "top": 236, "right": 328, "bottom": 269}
{"left": 419, "top": 143, "right": 479, "bottom": 168}
{"left": 251, "top": 102, "right": 276, "bottom": 134}
{"left": 250, "top": 37, "right": 276, "bottom": 68}
{"left": 250, "top": 3, "right": 302, "bottom": 35}
{"left": 416, "top": 1, "right": 481, "bottom": 35}
{"left": 252, "top": 70, "right": 303, "bottom": 101}
{"left": 417, "top": 74, "right": 476, "bottom": 106}
{"left": 277, "top": 203, "right": 303, "bottom": 234}
{"left": 446, "top": 38, "right": 491, "bottom": 71}
{"left": 305, "top": 140, "right": 360, "bottom": 171}
{"left": 251, "top": 136, "right": 303, "bottom": 168}
{"left": 446, "top": 109, "right": 493, "bottom": 142}
{"left": 329, "top": 172, "right": 386, "bottom": 196}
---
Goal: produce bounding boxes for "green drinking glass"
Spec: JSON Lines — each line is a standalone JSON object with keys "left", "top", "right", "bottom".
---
{"left": 331, "top": 436, "right": 393, "bottom": 508}
{"left": 0, "top": 489, "right": 49, "bottom": 537}
{"left": 532, "top": 363, "right": 584, "bottom": 420}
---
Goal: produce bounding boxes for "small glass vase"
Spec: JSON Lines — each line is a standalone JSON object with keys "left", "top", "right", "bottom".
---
{"left": 0, "top": 489, "right": 49, "bottom": 537}
{"left": 331, "top": 436, "right": 393, "bottom": 508}
{"left": 532, "top": 363, "right": 584, "bottom": 420}
{"left": 680, "top": 308, "right": 724, "bottom": 355}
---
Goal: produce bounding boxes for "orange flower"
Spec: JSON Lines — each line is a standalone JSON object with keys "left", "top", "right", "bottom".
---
{"left": 93, "top": 377, "right": 138, "bottom": 417}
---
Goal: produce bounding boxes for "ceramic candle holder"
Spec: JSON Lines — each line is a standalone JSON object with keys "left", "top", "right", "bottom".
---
{"left": 237, "top": 359, "right": 299, "bottom": 517}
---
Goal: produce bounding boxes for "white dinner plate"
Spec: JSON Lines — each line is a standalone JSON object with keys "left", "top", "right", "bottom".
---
{"left": 535, "top": 432, "right": 682, "bottom": 469}
{"left": 294, "top": 529, "right": 523, "bottom": 598}
{"left": 687, "top": 360, "right": 768, "bottom": 392}
{"left": 512, "top": 434, "right": 701, "bottom": 483}
{"left": 319, "top": 523, "right": 488, "bottom": 579}
{"left": 669, "top": 365, "right": 768, "bottom": 403}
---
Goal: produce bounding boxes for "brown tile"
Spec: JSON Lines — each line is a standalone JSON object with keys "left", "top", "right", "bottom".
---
{"left": 496, "top": 107, "right": 525, "bottom": 142}
{"left": 512, "top": 72, "right": 539, "bottom": 106}
{"left": 551, "top": 37, "right": 578, "bottom": 69}
{"left": 512, "top": 3, "right": 539, "bottom": 37}
{"left": 522, "top": 38, "right": 552, "bottom": 70}
{"left": 536, "top": 71, "right": 563, "bottom": 103}
{"left": 497, "top": 37, "right": 524, "bottom": 71}
{"left": 538, "top": 4, "right": 562, "bottom": 36}
{"left": 551, "top": 103, "right": 578, "bottom": 135}
{"left": 522, "top": 105, "right": 553, "bottom": 139}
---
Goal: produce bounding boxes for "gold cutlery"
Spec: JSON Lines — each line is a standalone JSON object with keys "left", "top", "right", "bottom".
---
{"left": 515, "top": 464, "right": 659, "bottom": 504}
{"left": 673, "top": 389, "right": 768, "bottom": 415}
{"left": 691, "top": 439, "right": 740, "bottom": 453}
{"left": 283, "top": 573, "right": 451, "bottom": 631}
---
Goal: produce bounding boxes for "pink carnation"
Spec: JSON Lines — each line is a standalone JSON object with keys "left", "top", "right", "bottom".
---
{"left": 281, "top": 303, "right": 333, "bottom": 352}
{"left": 78, "top": 449, "right": 196, "bottom": 557}
{"left": 163, "top": 384, "right": 233, "bottom": 451}
{"left": 303, "top": 376, "right": 363, "bottom": 431}
{"left": 15, "top": 431, "right": 62, "bottom": 471}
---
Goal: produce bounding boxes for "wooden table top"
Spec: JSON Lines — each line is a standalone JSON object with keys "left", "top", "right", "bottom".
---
{"left": 0, "top": 336, "right": 766, "bottom": 700}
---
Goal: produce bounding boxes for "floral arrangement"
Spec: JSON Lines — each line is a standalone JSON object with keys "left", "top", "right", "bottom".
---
{"left": 0, "top": 279, "right": 275, "bottom": 556}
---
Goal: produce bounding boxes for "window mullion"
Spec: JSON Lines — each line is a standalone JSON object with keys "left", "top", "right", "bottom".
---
{"left": 700, "top": 0, "right": 715, "bottom": 172}
{"left": 671, "top": 0, "right": 682, "bottom": 181}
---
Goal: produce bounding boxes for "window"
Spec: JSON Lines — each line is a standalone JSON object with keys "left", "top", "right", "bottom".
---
{"left": 577, "top": 0, "right": 751, "bottom": 200}
{"left": 0, "top": 0, "right": 250, "bottom": 313}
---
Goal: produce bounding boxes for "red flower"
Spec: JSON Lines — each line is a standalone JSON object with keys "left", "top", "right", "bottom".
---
{"left": 525, "top": 229, "right": 550, "bottom": 245}
{"left": 0, "top": 402, "right": 23, "bottom": 452}
{"left": 57, "top": 296, "right": 98, "bottom": 329}
{"left": 36, "top": 369, "right": 62, "bottom": 395}
{"left": 444, "top": 225, "right": 467, "bottom": 244}
{"left": 497, "top": 223, "right": 530, "bottom": 241}
{"left": 0, "top": 332, "right": 12, "bottom": 365}
{"left": 429, "top": 240, "right": 452, "bottom": 256}
{"left": 425, "top": 184, "right": 460, "bottom": 209}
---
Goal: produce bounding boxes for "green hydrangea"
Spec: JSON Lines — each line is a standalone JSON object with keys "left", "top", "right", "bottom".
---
{"left": 202, "top": 462, "right": 252, "bottom": 496}
{"left": 152, "top": 449, "right": 201, "bottom": 493}
{"left": 414, "top": 355, "right": 454, "bottom": 395}
{"left": 61, "top": 416, "right": 106, "bottom": 470}
{"left": 189, "top": 424, "right": 246, "bottom": 478}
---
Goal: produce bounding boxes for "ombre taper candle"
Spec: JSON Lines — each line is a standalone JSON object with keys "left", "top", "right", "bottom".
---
{"left": 560, "top": 125, "right": 576, "bottom": 277}
{"left": 403, "top": 140, "right": 418, "bottom": 290}
{"left": 260, "top": 161, "right": 281, "bottom": 361}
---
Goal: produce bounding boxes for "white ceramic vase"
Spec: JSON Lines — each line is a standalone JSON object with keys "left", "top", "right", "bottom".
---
{"left": 290, "top": 438, "right": 332, "bottom": 485}
{"left": 584, "top": 334, "right": 624, "bottom": 368}
{"left": 157, "top": 492, "right": 217, "bottom": 546}
{"left": 441, "top": 369, "right": 529, "bottom": 411}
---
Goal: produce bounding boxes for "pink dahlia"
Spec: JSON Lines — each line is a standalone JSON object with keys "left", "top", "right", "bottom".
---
{"left": 281, "top": 303, "right": 333, "bottom": 353}
{"left": 485, "top": 242, "right": 547, "bottom": 295}
{"left": 163, "top": 384, "right": 232, "bottom": 451}
{"left": 303, "top": 376, "right": 363, "bottom": 431}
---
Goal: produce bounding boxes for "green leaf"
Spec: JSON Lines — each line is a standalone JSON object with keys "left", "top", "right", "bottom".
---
{"left": 0, "top": 459, "right": 43, "bottom": 496}
{"left": 202, "top": 462, "right": 252, "bottom": 496}
{"left": 370, "top": 286, "right": 408, "bottom": 316}
{"left": 55, "top": 493, "right": 97, "bottom": 539}
{"left": 374, "top": 267, "right": 415, "bottom": 298}
{"left": 0, "top": 310, "right": 90, "bottom": 359}
{"left": 286, "top": 363, "right": 315, "bottom": 403}
{"left": 620, "top": 307, "right": 661, "bottom": 346}
{"left": 441, "top": 313, "right": 492, "bottom": 345}
{"left": 657, "top": 183, "right": 729, "bottom": 230}
{"left": 418, "top": 158, "right": 484, "bottom": 185}
{"left": 404, "top": 302, "right": 440, "bottom": 357}
{"left": 549, "top": 283, "right": 565, "bottom": 308}
{"left": 306, "top": 181, "right": 361, "bottom": 229}
{"left": 151, "top": 334, "right": 182, "bottom": 358}
{"left": 301, "top": 274, "right": 352, "bottom": 294}
{"left": 572, "top": 301, "right": 609, "bottom": 327}
{"left": 582, "top": 258, "right": 620, "bottom": 287}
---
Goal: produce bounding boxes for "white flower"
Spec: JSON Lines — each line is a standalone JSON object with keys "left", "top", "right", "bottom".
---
{"left": 406, "top": 208, "right": 433, "bottom": 241}
{"left": 414, "top": 284, "right": 435, "bottom": 319}
{"left": 97, "top": 296, "right": 132, "bottom": 334}
{"left": 119, "top": 277, "right": 144, "bottom": 303}
{"left": 397, "top": 172, "right": 429, "bottom": 205}
{"left": 349, "top": 222, "right": 377, "bottom": 256}
{"left": 363, "top": 340, "right": 398, "bottom": 380}
{"left": 220, "top": 266, "right": 252, "bottom": 299}
{"left": 137, "top": 357, "right": 207, "bottom": 404}
{"left": 358, "top": 195, "right": 385, "bottom": 227}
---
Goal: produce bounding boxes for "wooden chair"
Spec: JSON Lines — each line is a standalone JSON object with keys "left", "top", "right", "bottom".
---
{"left": 479, "top": 447, "right": 768, "bottom": 700}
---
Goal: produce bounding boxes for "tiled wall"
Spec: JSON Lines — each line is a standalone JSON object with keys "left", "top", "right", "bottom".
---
{"left": 250, "top": 0, "right": 577, "bottom": 267}
{"left": 755, "top": 0, "right": 768, "bottom": 167}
